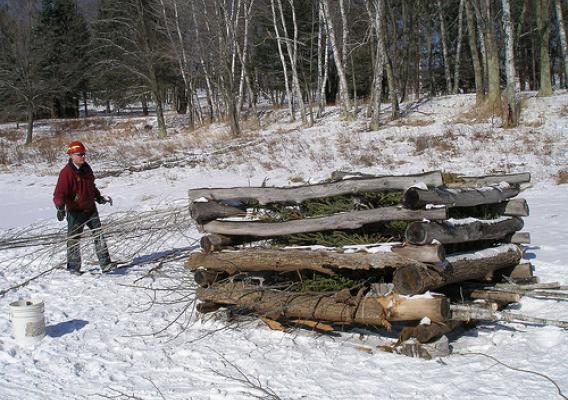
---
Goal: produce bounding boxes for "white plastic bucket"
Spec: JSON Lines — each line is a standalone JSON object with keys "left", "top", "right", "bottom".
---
{"left": 9, "top": 299, "right": 46, "bottom": 346}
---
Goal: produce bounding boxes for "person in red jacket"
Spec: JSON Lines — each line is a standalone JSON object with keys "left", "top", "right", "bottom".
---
{"left": 53, "top": 140, "right": 115, "bottom": 274}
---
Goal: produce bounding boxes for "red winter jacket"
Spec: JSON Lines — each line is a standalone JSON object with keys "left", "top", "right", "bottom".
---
{"left": 53, "top": 160, "right": 101, "bottom": 212}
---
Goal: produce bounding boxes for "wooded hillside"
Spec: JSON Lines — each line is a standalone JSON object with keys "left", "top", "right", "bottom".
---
{"left": 0, "top": 0, "right": 566, "bottom": 142}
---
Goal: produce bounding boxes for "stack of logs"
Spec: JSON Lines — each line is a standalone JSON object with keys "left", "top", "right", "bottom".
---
{"left": 186, "top": 170, "right": 533, "bottom": 346}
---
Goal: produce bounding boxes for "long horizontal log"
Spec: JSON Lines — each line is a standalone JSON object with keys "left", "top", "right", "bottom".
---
{"left": 187, "top": 248, "right": 429, "bottom": 275}
{"left": 197, "top": 283, "right": 450, "bottom": 323}
{"left": 392, "top": 244, "right": 523, "bottom": 295}
{"left": 191, "top": 201, "right": 246, "bottom": 223}
{"left": 447, "top": 172, "right": 531, "bottom": 187}
{"left": 405, "top": 217, "right": 524, "bottom": 245}
{"left": 496, "top": 198, "right": 529, "bottom": 217}
{"left": 391, "top": 243, "right": 446, "bottom": 263}
{"left": 188, "top": 171, "right": 444, "bottom": 204}
{"left": 201, "top": 207, "right": 448, "bottom": 237}
{"left": 403, "top": 185, "right": 520, "bottom": 209}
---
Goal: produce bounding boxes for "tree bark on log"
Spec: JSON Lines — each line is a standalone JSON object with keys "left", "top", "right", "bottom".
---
{"left": 391, "top": 243, "right": 446, "bottom": 263}
{"left": 403, "top": 186, "right": 520, "bottom": 209}
{"left": 405, "top": 217, "right": 524, "bottom": 245}
{"left": 495, "top": 198, "right": 529, "bottom": 217}
{"left": 447, "top": 172, "right": 530, "bottom": 187}
{"left": 392, "top": 244, "right": 522, "bottom": 295}
{"left": 188, "top": 171, "right": 444, "bottom": 204}
{"left": 201, "top": 207, "right": 448, "bottom": 237}
{"left": 187, "top": 248, "right": 429, "bottom": 275}
{"left": 196, "top": 282, "right": 450, "bottom": 323}
{"left": 469, "top": 289, "right": 522, "bottom": 303}
{"left": 191, "top": 202, "right": 246, "bottom": 223}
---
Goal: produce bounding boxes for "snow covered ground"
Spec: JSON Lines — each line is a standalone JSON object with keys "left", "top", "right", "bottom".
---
{"left": 1, "top": 93, "right": 568, "bottom": 399}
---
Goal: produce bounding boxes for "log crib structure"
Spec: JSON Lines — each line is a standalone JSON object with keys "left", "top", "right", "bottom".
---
{"left": 185, "top": 170, "right": 557, "bottom": 358}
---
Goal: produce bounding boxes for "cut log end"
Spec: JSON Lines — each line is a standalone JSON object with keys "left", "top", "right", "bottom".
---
{"left": 405, "top": 222, "right": 430, "bottom": 245}
{"left": 392, "top": 265, "right": 441, "bottom": 295}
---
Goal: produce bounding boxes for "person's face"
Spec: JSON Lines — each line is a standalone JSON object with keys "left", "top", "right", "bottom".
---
{"left": 71, "top": 152, "right": 86, "bottom": 166}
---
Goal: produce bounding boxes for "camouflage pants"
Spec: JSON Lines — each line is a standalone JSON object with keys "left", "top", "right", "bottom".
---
{"left": 66, "top": 209, "right": 111, "bottom": 271}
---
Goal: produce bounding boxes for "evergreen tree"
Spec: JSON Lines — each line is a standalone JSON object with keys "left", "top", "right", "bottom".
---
{"left": 35, "top": 0, "right": 91, "bottom": 118}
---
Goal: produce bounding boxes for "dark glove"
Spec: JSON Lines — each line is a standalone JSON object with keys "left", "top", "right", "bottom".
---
{"left": 96, "top": 195, "right": 113, "bottom": 206}
{"left": 56, "top": 207, "right": 66, "bottom": 221}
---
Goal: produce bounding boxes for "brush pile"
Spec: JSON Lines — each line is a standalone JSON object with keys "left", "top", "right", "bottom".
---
{"left": 186, "top": 170, "right": 549, "bottom": 357}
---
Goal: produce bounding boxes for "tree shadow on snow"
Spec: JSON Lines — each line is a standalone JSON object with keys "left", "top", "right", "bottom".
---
{"left": 108, "top": 245, "right": 199, "bottom": 276}
{"left": 46, "top": 319, "right": 89, "bottom": 338}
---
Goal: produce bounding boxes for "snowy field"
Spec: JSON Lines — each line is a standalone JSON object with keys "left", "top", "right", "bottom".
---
{"left": 1, "top": 93, "right": 568, "bottom": 399}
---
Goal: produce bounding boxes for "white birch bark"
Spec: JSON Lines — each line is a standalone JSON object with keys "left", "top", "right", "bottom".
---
{"left": 453, "top": 0, "right": 465, "bottom": 94}
{"left": 316, "top": 2, "right": 326, "bottom": 117}
{"left": 555, "top": 0, "right": 568, "bottom": 88}
{"left": 270, "top": 0, "right": 295, "bottom": 121}
{"left": 437, "top": 0, "right": 452, "bottom": 94}
{"left": 278, "top": 0, "right": 307, "bottom": 124}
{"left": 501, "top": 0, "right": 520, "bottom": 126}
{"left": 320, "top": 0, "right": 352, "bottom": 116}
{"left": 369, "top": 0, "right": 385, "bottom": 130}
{"left": 192, "top": 0, "right": 219, "bottom": 122}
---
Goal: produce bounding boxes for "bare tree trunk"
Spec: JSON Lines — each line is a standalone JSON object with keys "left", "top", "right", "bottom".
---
{"left": 316, "top": 2, "right": 329, "bottom": 117}
{"left": 270, "top": 0, "right": 295, "bottom": 121}
{"left": 480, "top": 0, "right": 501, "bottom": 108}
{"left": 193, "top": 0, "right": 218, "bottom": 123}
{"left": 278, "top": 0, "right": 308, "bottom": 125}
{"left": 159, "top": 0, "right": 195, "bottom": 130}
{"left": 368, "top": 0, "right": 385, "bottom": 130}
{"left": 555, "top": 0, "right": 568, "bottom": 88}
{"left": 25, "top": 105, "right": 33, "bottom": 145}
{"left": 453, "top": 0, "right": 465, "bottom": 94}
{"left": 437, "top": 0, "right": 452, "bottom": 94}
{"left": 501, "top": 0, "right": 521, "bottom": 127}
{"left": 537, "top": 0, "right": 553, "bottom": 96}
{"left": 321, "top": 0, "right": 352, "bottom": 116}
{"left": 465, "top": 0, "right": 484, "bottom": 103}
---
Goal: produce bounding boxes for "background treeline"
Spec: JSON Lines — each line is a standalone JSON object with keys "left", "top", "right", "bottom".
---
{"left": 0, "top": 0, "right": 567, "bottom": 143}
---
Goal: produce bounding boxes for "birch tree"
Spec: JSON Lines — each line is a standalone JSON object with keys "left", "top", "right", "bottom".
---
{"left": 320, "top": 0, "right": 352, "bottom": 117}
{"left": 453, "top": 0, "right": 465, "bottom": 94}
{"left": 368, "top": 0, "right": 385, "bottom": 130}
{"left": 316, "top": 1, "right": 329, "bottom": 118}
{"left": 554, "top": 0, "right": 568, "bottom": 88}
{"left": 275, "top": 0, "right": 308, "bottom": 125}
{"left": 501, "top": 0, "right": 520, "bottom": 127}
{"left": 270, "top": 0, "right": 294, "bottom": 121}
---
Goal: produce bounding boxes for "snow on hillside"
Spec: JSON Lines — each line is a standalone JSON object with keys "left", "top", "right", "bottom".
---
{"left": 1, "top": 93, "right": 568, "bottom": 399}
